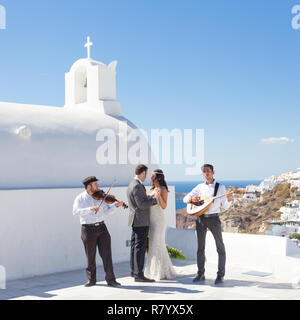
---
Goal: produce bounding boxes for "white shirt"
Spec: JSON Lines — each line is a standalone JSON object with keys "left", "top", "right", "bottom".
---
{"left": 183, "top": 180, "right": 232, "bottom": 215}
{"left": 73, "top": 191, "right": 117, "bottom": 225}
{"left": 134, "top": 176, "right": 144, "bottom": 185}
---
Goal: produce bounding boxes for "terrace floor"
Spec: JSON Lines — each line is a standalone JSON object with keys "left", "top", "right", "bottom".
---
{"left": 1, "top": 260, "right": 299, "bottom": 300}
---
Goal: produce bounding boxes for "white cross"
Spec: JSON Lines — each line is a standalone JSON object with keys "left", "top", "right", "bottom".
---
{"left": 85, "top": 36, "right": 93, "bottom": 59}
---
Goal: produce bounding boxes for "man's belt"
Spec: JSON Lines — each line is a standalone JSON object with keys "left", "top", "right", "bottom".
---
{"left": 82, "top": 221, "right": 105, "bottom": 227}
{"left": 202, "top": 213, "right": 219, "bottom": 218}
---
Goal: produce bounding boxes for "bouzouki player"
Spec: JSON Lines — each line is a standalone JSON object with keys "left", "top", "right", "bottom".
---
{"left": 183, "top": 164, "right": 233, "bottom": 285}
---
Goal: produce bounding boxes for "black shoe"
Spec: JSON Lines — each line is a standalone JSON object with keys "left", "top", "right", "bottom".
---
{"left": 134, "top": 276, "right": 155, "bottom": 283}
{"left": 130, "top": 272, "right": 134, "bottom": 278}
{"left": 107, "top": 280, "right": 121, "bottom": 288}
{"left": 215, "top": 276, "right": 224, "bottom": 285}
{"left": 193, "top": 274, "right": 205, "bottom": 283}
{"left": 84, "top": 281, "right": 96, "bottom": 287}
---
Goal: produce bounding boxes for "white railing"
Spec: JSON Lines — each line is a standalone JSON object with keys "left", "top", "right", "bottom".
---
{"left": 0, "top": 187, "right": 176, "bottom": 281}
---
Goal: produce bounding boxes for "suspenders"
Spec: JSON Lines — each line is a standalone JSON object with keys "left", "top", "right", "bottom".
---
{"left": 214, "top": 182, "right": 220, "bottom": 197}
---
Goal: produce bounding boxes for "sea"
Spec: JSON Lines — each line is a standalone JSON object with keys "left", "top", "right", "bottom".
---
{"left": 170, "top": 180, "right": 261, "bottom": 210}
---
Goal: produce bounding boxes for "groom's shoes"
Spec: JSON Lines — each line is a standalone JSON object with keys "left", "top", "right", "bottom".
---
{"left": 134, "top": 275, "right": 155, "bottom": 283}
{"left": 214, "top": 276, "right": 224, "bottom": 285}
{"left": 193, "top": 274, "right": 205, "bottom": 283}
{"left": 107, "top": 280, "right": 121, "bottom": 288}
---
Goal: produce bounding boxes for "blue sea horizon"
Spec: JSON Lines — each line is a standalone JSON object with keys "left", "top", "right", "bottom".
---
{"left": 171, "top": 180, "right": 261, "bottom": 210}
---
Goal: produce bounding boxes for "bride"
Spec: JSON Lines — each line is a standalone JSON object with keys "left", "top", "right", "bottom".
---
{"left": 144, "top": 169, "right": 177, "bottom": 281}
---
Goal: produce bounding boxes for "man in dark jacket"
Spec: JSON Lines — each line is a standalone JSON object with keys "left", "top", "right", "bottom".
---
{"left": 127, "top": 164, "right": 158, "bottom": 282}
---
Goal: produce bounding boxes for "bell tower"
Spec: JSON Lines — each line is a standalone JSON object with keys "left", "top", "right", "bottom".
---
{"left": 64, "top": 36, "right": 121, "bottom": 116}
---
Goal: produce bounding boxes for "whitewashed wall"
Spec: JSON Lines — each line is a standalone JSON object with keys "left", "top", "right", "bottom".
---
{"left": 291, "top": 180, "right": 300, "bottom": 188}
{"left": 166, "top": 229, "right": 300, "bottom": 283}
{"left": 0, "top": 186, "right": 176, "bottom": 281}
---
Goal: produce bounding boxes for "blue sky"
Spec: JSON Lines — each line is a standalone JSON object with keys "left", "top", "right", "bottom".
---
{"left": 0, "top": 0, "right": 299, "bottom": 181}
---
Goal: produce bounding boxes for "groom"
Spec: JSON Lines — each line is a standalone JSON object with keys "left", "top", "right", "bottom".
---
{"left": 127, "top": 164, "right": 158, "bottom": 282}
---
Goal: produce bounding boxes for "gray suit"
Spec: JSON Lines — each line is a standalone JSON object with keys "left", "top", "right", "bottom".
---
{"left": 127, "top": 179, "right": 157, "bottom": 227}
{"left": 127, "top": 178, "right": 157, "bottom": 277}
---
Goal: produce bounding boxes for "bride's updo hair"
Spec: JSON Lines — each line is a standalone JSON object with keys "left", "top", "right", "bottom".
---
{"left": 151, "top": 169, "right": 169, "bottom": 192}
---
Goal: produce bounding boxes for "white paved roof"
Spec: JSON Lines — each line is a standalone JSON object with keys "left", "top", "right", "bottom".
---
{"left": 1, "top": 260, "right": 299, "bottom": 300}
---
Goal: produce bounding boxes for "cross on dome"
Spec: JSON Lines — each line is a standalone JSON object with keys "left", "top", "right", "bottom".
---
{"left": 84, "top": 36, "right": 93, "bottom": 59}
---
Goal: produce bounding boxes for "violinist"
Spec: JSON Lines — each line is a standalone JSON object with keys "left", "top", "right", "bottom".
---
{"left": 73, "top": 176, "right": 124, "bottom": 288}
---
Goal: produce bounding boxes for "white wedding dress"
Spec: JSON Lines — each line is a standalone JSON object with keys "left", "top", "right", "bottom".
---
{"left": 144, "top": 201, "right": 177, "bottom": 281}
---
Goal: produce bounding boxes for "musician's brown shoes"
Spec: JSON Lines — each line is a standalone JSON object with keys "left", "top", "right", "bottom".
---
{"left": 84, "top": 281, "right": 96, "bottom": 287}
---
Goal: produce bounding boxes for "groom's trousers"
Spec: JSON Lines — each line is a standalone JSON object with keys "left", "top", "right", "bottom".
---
{"left": 196, "top": 215, "right": 226, "bottom": 278}
{"left": 130, "top": 226, "right": 149, "bottom": 277}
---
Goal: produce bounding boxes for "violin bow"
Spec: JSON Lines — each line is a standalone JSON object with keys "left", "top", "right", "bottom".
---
{"left": 95, "top": 179, "right": 117, "bottom": 213}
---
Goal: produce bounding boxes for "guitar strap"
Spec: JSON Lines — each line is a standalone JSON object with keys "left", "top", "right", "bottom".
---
{"left": 214, "top": 182, "right": 220, "bottom": 197}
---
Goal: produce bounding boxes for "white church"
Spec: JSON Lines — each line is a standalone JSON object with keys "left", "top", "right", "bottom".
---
{"left": 0, "top": 37, "right": 158, "bottom": 189}
{"left": 0, "top": 38, "right": 176, "bottom": 281}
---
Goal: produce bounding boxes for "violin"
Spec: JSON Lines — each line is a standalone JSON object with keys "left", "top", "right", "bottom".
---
{"left": 92, "top": 190, "right": 128, "bottom": 209}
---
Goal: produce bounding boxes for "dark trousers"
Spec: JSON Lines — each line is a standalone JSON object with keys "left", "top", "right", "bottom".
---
{"left": 81, "top": 224, "right": 116, "bottom": 283}
{"left": 130, "top": 226, "right": 149, "bottom": 277}
{"left": 196, "top": 216, "right": 226, "bottom": 278}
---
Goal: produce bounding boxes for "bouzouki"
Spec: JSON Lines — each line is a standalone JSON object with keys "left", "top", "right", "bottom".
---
{"left": 186, "top": 192, "right": 234, "bottom": 217}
